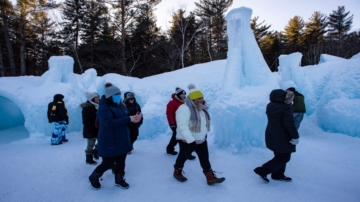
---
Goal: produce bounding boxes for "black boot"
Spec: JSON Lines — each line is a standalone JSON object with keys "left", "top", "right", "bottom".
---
{"left": 89, "top": 171, "right": 102, "bottom": 189}
{"left": 86, "top": 153, "right": 97, "bottom": 165}
{"left": 115, "top": 173, "right": 130, "bottom": 189}
{"left": 93, "top": 149, "right": 99, "bottom": 160}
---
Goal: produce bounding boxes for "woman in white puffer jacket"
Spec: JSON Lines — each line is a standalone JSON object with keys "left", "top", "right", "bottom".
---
{"left": 172, "top": 84, "right": 225, "bottom": 186}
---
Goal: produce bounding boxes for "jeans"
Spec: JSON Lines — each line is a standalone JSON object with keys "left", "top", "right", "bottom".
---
{"left": 293, "top": 112, "right": 304, "bottom": 130}
{"left": 174, "top": 140, "right": 211, "bottom": 171}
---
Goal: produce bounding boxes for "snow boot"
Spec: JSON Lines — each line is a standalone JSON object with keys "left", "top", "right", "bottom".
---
{"left": 115, "top": 173, "right": 129, "bottom": 189}
{"left": 86, "top": 153, "right": 97, "bottom": 165}
{"left": 254, "top": 167, "right": 269, "bottom": 183}
{"left": 271, "top": 176, "right": 292, "bottom": 182}
{"left": 167, "top": 150, "right": 178, "bottom": 155}
{"left": 89, "top": 171, "right": 102, "bottom": 189}
{"left": 93, "top": 149, "right": 99, "bottom": 160}
{"left": 203, "top": 170, "right": 225, "bottom": 185}
{"left": 173, "top": 167, "right": 187, "bottom": 182}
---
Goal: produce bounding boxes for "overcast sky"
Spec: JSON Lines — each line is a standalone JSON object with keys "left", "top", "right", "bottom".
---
{"left": 154, "top": 0, "right": 360, "bottom": 32}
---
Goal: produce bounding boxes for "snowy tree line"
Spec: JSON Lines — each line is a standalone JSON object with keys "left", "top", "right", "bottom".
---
{"left": 0, "top": 0, "right": 358, "bottom": 77}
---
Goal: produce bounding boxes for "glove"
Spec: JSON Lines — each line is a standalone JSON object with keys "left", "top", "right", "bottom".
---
{"left": 289, "top": 139, "right": 299, "bottom": 145}
{"left": 170, "top": 124, "right": 177, "bottom": 129}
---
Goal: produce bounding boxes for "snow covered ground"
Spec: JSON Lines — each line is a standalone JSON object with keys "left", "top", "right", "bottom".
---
{"left": 1, "top": 114, "right": 359, "bottom": 202}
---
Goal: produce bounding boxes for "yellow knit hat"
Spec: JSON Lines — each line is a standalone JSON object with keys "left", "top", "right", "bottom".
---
{"left": 188, "top": 83, "right": 204, "bottom": 100}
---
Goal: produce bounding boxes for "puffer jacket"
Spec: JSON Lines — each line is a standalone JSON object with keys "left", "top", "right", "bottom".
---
{"left": 97, "top": 96, "right": 132, "bottom": 157}
{"left": 124, "top": 98, "right": 143, "bottom": 129}
{"left": 175, "top": 103, "right": 208, "bottom": 143}
{"left": 81, "top": 101, "right": 98, "bottom": 139}
{"left": 265, "top": 89, "right": 299, "bottom": 153}
{"left": 166, "top": 94, "right": 184, "bottom": 125}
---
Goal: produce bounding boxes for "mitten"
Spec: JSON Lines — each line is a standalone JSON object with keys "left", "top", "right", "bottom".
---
{"left": 289, "top": 139, "right": 299, "bottom": 145}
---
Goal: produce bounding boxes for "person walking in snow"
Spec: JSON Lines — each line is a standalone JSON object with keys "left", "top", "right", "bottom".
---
{"left": 48, "top": 94, "right": 69, "bottom": 145}
{"left": 81, "top": 92, "right": 100, "bottom": 165}
{"left": 166, "top": 87, "right": 196, "bottom": 160}
{"left": 173, "top": 84, "right": 225, "bottom": 185}
{"left": 254, "top": 89, "right": 299, "bottom": 183}
{"left": 88, "top": 85, "right": 142, "bottom": 190}
{"left": 286, "top": 87, "right": 306, "bottom": 130}
{"left": 123, "top": 92, "right": 143, "bottom": 154}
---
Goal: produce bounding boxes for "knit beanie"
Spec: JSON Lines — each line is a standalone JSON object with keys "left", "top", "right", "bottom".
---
{"left": 287, "top": 87, "right": 296, "bottom": 92}
{"left": 105, "top": 86, "right": 121, "bottom": 98}
{"left": 175, "top": 87, "right": 186, "bottom": 97}
{"left": 188, "top": 84, "right": 204, "bottom": 100}
{"left": 85, "top": 92, "right": 99, "bottom": 102}
{"left": 124, "top": 92, "right": 135, "bottom": 102}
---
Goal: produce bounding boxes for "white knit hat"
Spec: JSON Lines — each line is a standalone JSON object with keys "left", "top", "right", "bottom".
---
{"left": 85, "top": 92, "right": 99, "bottom": 102}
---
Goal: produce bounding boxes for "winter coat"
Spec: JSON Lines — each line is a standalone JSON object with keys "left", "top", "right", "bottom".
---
{"left": 81, "top": 101, "right": 98, "bottom": 139}
{"left": 48, "top": 94, "right": 69, "bottom": 124}
{"left": 166, "top": 94, "right": 184, "bottom": 125}
{"left": 124, "top": 99, "right": 143, "bottom": 129}
{"left": 97, "top": 96, "right": 132, "bottom": 158}
{"left": 265, "top": 89, "right": 299, "bottom": 153}
{"left": 176, "top": 103, "right": 208, "bottom": 143}
{"left": 292, "top": 91, "right": 306, "bottom": 113}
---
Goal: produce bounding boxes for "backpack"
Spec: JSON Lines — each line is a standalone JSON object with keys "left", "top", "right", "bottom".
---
{"left": 47, "top": 102, "right": 57, "bottom": 123}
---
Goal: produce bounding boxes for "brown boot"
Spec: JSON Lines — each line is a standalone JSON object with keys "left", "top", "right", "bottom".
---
{"left": 203, "top": 170, "right": 225, "bottom": 185}
{"left": 173, "top": 167, "right": 187, "bottom": 182}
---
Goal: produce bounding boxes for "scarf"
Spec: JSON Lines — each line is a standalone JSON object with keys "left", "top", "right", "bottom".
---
{"left": 184, "top": 97, "right": 210, "bottom": 133}
{"left": 89, "top": 100, "right": 99, "bottom": 110}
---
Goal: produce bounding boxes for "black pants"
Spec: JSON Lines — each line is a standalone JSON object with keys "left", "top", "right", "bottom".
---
{"left": 94, "top": 153, "right": 127, "bottom": 175}
{"left": 259, "top": 152, "right": 291, "bottom": 178}
{"left": 166, "top": 127, "right": 178, "bottom": 152}
{"left": 174, "top": 140, "right": 211, "bottom": 171}
{"left": 129, "top": 127, "right": 139, "bottom": 146}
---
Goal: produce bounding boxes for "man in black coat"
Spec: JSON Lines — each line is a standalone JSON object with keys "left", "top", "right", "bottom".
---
{"left": 254, "top": 89, "right": 299, "bottom": 183}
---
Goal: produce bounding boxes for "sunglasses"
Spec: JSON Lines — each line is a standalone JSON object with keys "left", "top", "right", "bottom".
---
{"left": 128, "top": 98, "right": 134, "bottom": 100}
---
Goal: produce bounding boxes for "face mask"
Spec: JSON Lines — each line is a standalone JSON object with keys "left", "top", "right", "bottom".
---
{"left": 112, "top": 95, "right": 121, "bottom": 104}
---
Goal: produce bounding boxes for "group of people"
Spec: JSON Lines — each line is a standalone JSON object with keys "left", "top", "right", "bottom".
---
{"left": 48, "top": 83, "right": 305, "bottom": 189}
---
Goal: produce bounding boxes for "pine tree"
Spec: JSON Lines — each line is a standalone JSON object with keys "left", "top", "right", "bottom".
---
{"left": 0, "top": 0, "right": 16, "bottom": 75}
{"left": 283, "top": 15, "right": 305, "bottom": 52}
{"left": 195, "top": 0, "right": 233, "bottom": 60}
{"left": 129, "top": 0, "right": 161, "bottom": 77}
{"left": 302, "top": 11, "right": 327, "bottom": 65}
{"left": 259, "top": 31, "right": 284, "bottom": 71}
{"left": 169, "top": 9, "right": 199, "bottom": 69}
{"left": 328, "top": 6, "right": 353, "bottom": 45}
{"left": 251, "top": 16, "right": 272, "bottom": 44}
{"left": 59, "top": 0, "right": 86, "bottom": 73}
{"left": 80, "top": 0, "right": 108, "bottom": 70}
